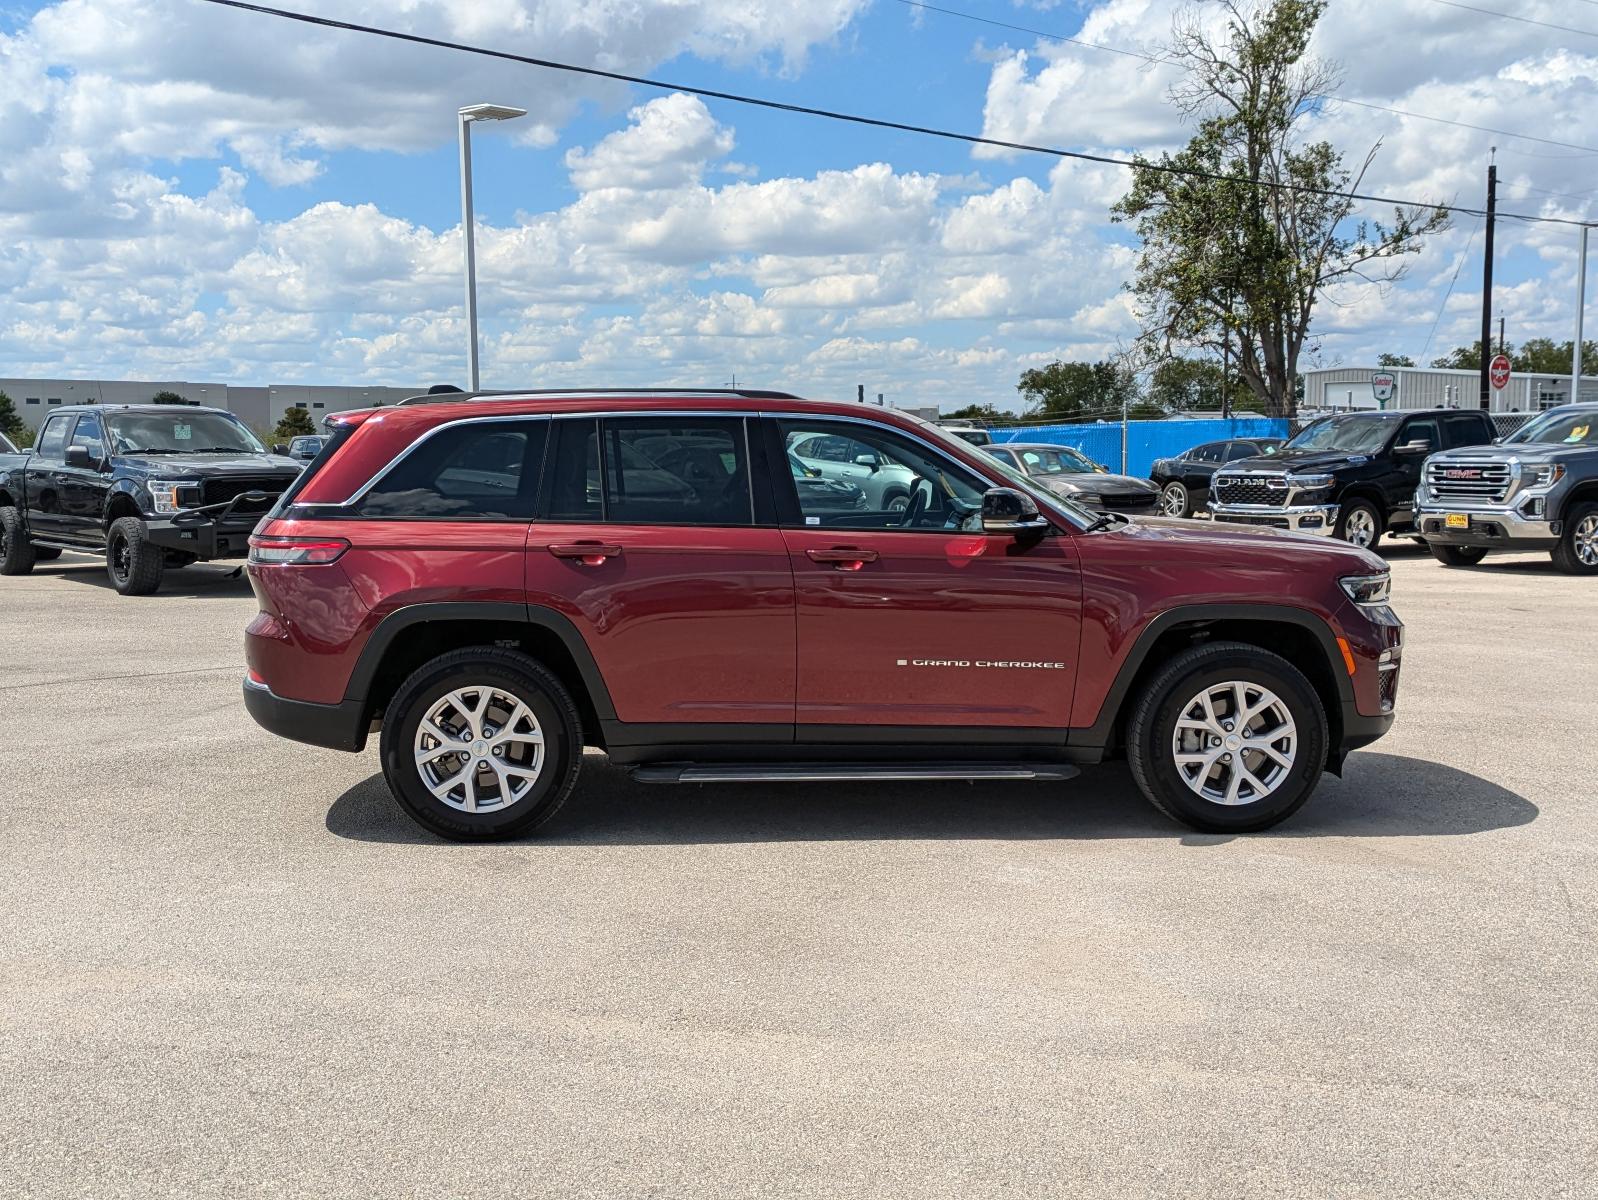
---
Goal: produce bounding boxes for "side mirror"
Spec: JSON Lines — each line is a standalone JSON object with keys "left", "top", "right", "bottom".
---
{"left": 853, "top": 454, "right": 879, "bottom": 470}
{"left": 272, "top": 443, "right": 289, "bottom": 456}
{"left": 981, "top": 487, "right": 1049, "bottom": 536}
{"left": 1396, "top": 440, "right": 1433, "bottom": 455}
{"left": 65, "top": 445, "right": 96, "bottom": 470}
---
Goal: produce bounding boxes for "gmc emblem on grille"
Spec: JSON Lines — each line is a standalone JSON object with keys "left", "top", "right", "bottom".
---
{"left": 1443, "top": 468, "right": 1482, "bottom": 480}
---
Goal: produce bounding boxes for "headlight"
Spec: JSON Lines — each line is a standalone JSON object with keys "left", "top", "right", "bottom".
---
{"left": 147, "top": 480, "right": 201, "bottom": 514}
{"left": 1519, "top": 463, "right": 1565, "bottom": 489}
{"left": 1340, "top": 572, "right": 1392, "bottom": 606}
{"left": 1287, "top": 473, "right": 1335, "bottom": 489}
{"left": 1069, "top": 491, "right": 1101, "bottom": 506}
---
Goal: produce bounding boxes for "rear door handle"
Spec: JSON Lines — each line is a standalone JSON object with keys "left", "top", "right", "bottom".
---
{"left": 806, "top": 547, "right": 879, "bottom": 571}
{"left": 549, "top": 542, "right": 622, "bottom": 566}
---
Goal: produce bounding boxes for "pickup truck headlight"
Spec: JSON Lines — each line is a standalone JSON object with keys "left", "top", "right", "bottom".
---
{"left": 147, "top": 480, "right": 201, "bottom": 515}
{"left": 1340, "top": 572, "right": 1392, "bottom": 606}
{"left": 1519, "top": 463, "right": 1565, "bottom": 489}
{"left": 1287, "top": 473, "right": 1335, "bottom": 489}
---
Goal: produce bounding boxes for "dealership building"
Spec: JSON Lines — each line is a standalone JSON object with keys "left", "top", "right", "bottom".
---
{"left": 0, "top": 377, "right": 422, "bottom": 434}
{"left": 1302, "top": 365, "right": 1598, "bottom": 415}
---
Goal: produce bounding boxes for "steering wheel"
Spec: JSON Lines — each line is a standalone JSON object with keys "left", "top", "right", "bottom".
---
{"left": 901, "top": 478, "right": 935, "bottom": 528}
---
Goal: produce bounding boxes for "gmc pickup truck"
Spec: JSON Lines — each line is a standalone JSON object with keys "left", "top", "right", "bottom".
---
{"left": 1415, "top": 402, "right": 1598, "bottom": 573}
{"left": 0, "top": 404, "right": 302, "bottom": 595}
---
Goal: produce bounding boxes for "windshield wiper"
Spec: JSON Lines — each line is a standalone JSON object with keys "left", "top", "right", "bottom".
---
{"left": 124, "top": 447, "right": 184, "bottom": 454}
{"left": 189, "top": 446, "right": 254, "bottom": 453}
{"left": 1083, "top": 513, "right": 1117, "bottom": 533}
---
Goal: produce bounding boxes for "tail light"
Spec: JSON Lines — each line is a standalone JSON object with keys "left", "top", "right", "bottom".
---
{"left": 248, "top": 535, "right": 349, "bottom": 565}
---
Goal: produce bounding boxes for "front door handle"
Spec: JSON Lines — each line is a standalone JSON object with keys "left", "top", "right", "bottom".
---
{"left": 806, "top": 546, "right": 879, "bottom": 571}
{"left": 549, "top": 542, "right": 622, "bottom": 567}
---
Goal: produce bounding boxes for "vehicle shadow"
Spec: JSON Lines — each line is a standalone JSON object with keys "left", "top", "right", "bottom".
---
{"left": 324, "top": 752, "right": 1537, "bottom": 847}
{"left": 35, "top": 558, "right": 255, "bottom": 599}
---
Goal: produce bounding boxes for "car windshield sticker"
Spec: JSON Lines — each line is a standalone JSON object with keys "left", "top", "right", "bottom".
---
{"left": 805, "top": 516, "right": 820, "bottom": 525}
{"left": 174, "top": 423, "right": 192, "bottom": 441}
{"left": 1567, "top": 425, "right": 1588, "bottom": 443}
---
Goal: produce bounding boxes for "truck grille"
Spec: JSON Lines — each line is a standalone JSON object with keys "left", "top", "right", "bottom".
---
{"left": 201, "top": 476, "right": 294, "bottom": 513}
{"left": 1426, "top": 459, "right": 1511, "bottom": 504}
{"left": 1213, "top": 475, "right": 1290, "bottom": 507}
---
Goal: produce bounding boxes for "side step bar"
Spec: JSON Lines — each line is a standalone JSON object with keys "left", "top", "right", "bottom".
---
{"left": 630, "top": 762, "right": 1079, "bottom": 784}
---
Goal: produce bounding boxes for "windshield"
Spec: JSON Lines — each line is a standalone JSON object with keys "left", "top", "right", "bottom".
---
{"left": 907, "top": 416, "right": 1096, "bottom": 529}
{"left": 1503, "top": 409, "right": 1598, "bottom": 446}
{"left": 1017, "top": 448, "right": 1093, "bottom": 476}
{"left": 107, "top": 411, "right": 264, "bottom": 455}
{"left": 1283, "top": 416, "right": 1392, "bottom": 455}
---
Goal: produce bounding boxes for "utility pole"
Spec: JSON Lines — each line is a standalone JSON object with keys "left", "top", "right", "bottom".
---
{"left": 1479, "top": 152, "right": 1497, "bottom": 411}
{"left": 857, "top": 384, "right": 865, "bottom": 404}
{"left": 1498, "top": 316, "right": 1506, "bottom": 354}
{"left": 1574, "top": 226, "right": 1590, "bottom": 405}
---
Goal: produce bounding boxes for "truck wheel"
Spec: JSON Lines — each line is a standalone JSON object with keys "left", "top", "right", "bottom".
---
{"left": 380, "top": 647, "right": 583, "bottom": 842}
{"left": 1335, "top": 499, "right": 1382, "bottom": 549}
{"left": 0, "top": 507, "right": 36, "bottom": 575}
{"left": 1551, "top": 503, "right": 1598, "bottom": 576}
{"left": 1126, "top": 641, "right": 1329, "bottom": 834}
{"left": 1160, "top": 481, "right": 1190, "bottom": 518}
{"left": 1429, "top": 543, "right": 1488, "bottom": 567}
{"left": 106, "top": 516, "right": 165, "bottom": 595}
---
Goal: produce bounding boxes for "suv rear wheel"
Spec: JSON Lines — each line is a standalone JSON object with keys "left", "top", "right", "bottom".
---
{"left": 1126, "top": 642, "right": 1329, "bottom": 833}
{"left": 1551, "top": 502, "right": 1598, "bottom": 576}
{"left": 379, "top": 647, "right": 583, "bottom": 841}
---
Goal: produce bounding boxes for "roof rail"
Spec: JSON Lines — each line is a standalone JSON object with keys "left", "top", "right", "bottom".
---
{"left": 391, "top": 387, "right": 803, "bottom": 407}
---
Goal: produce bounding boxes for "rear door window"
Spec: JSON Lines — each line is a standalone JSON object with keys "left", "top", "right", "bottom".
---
{"left": 1193, "top": 442, "right": 1224, "bottom": 464}
{"left": 1443, "top": 414, "right": 1491, "bottom": 449}
{"left": 355, "top": 419, "right": 546, "bottom": 519}
{"left": 603, "top": 418, "right": 752, "bottom": 526}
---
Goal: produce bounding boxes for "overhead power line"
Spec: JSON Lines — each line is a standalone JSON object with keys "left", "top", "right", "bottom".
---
{"left": 892, "top": 0, "right": 1598, "bottom": 156}
{"left": 193, "top": 0, "right": 1594, "bottom": 228}
{"left": 1420, "top": 0, "right": 1598, "bottom": 39}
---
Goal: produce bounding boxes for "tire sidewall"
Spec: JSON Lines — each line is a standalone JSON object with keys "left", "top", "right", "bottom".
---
{"left": 1162, "top": 482, "right": 1189, "bottom": 517}
{"left": 380, "top": 655, "right": 580, "bottom": 841}
{"left": 1136, "top": 653, "right": 1328, "bottom": 834}
{"left": 1336, "top": 499, "right": 1382, "bottom": 549}
{"left": 1554, "top": 503, "right": 1598, "bottom": 576}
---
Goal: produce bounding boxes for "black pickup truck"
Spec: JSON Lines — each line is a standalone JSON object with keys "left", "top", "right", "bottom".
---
{"left": 0, "top": 404, "right": 302, "bottom": 595}
{"left": 1207, "top": 409, "right": 1496, "bottom": 548}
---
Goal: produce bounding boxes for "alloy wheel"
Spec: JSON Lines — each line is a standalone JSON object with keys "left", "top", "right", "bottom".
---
{"left": 1576, "top": 515, "right": 1598, "bottom": 567}
{"left": 109, "top": 532, "right": 130, "bottom": 582}
{"left": 1343, "top": 508, "right": 1377, "bottom": 548}
{"left": 1161, "top": 484, "right": 1187, "bottom": 516}
{"left": 1170, "top": 680, "right": 1297, "bottom": 806}
{"left": 413, "top": 685, "right": 546, "bottom": 813}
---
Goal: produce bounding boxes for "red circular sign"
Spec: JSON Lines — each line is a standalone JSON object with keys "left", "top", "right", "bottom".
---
{"left": 1489, "top": 354, "right": 1511, "bottom": 390}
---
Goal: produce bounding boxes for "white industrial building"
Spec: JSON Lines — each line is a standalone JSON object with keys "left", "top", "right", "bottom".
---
{"left": 0, "top": 377, "right": 422, "bottom": 434}
{"left": 1302, "top": 365, "right": 1598, "bottom": 415}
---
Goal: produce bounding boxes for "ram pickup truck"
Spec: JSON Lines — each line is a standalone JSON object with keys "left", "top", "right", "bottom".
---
{"left": 1415, "top": 403, "right": 1598, "bottom": 573}
{"left": 0, "top": 404, "right": 302, "bottom": 595}
{"left": 1209, "top": 409, "right": 1495, "bottom": 547}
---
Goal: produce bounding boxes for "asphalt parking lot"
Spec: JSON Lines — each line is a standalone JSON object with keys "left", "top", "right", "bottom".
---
{"left": 2, "top": 545, "right": 1595, "bottom": 1198}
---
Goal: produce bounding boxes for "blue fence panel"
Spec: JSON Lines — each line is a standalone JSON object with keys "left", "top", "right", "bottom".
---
{"left": 991, "top": 417, "right": 1289, "bottom": 478}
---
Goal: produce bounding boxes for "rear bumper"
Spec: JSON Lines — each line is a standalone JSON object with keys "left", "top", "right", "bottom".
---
{"left": 243, "top": 676, "right": 369, "bottom": 752}
{"left": 1209, "top": 501, "right": 1338, "bottom": 535}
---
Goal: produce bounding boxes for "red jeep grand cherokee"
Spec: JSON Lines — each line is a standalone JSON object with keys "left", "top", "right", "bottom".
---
{"left": 243, "top": 389, "right": 1401, "bottom": 840}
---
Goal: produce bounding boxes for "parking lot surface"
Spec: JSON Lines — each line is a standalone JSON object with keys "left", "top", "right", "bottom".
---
{"left": 2, "top": 546, "right": 1595, "bottom": 1198}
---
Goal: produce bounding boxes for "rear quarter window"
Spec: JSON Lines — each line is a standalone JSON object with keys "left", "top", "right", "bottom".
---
{"left": 354, "top": 419, "right": 548, "bottom": 519}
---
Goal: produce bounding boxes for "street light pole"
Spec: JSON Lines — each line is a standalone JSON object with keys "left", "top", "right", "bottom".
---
{"left": 457, "top": 103, "right": 527, "bottom": 392}
{"left": 1574, "top": 225, "right": 1589, "bottom": 406}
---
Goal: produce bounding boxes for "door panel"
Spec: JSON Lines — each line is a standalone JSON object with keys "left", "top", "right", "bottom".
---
{"left": 526, "top": 521, "right": 796, "bottom": 725}
{"left": 59, "top": 413, "right": 110, "bottom": 544}
{"left": 24, "top": 415, "right": 73, "bottom": 539}
{"left": 783, "top": 527, "right": 1082, "bottom": 729}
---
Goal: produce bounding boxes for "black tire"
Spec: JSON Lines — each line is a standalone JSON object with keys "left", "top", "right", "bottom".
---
{"left": 105, "top": 516, "right": 165, "bottom": 595}
{"left": 1550, "top": 502, "right": 1598, "bottom": 576}
{"left": 33, "top": 546, "right": 61, "bottom": 561}
{"left": 0, "top": 506, "right": 35, "bottom": 575}
{"left": 1160, "top": 481, "right": 1191, "bottom": 518}
{"left": 1126, "top": 641, "right": 1329, "bottom": 834}
{"left": 1334, "top": 498, "right": 1383, "bottom": 550}
{"left": 883, "top": 488, "right": 910, "bottom": 514}
{"left": 1429, "top": 543, "right": 1488, "bottom": 567}
{"left": 379, "top": 648, "right": 584, "bottom": 842}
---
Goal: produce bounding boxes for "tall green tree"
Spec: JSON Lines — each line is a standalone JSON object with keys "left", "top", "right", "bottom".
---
{"left": 0, "top": 390, "right": 25, "bottom": 443}
{"left": 1377, "top": 353, "right": 1414, "bottom": 367}
{"left": 1146, "top": 357, "right": 1263, "bottom": 413}
{"left": 150, "top": 389, "right": 190, "bottom": 405}
{"left": 273, "top": 407, "right": 316, "bottom": 440}
{"left": 1112, "top": 0, "right": 1447, "bottom": 417}
{"left": 941, "top": 403, "right": 1008, "bottom": 423}
{"left": 1017, "top": 360, "right": 1140, "bottom": 422}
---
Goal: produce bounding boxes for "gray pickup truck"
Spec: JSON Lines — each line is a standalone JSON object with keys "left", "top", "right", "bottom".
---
{"left": 1414, "top": 403, "right": 1598, "bottom": 573}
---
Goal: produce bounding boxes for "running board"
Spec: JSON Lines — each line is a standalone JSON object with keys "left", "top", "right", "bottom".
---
{"left": 630, "top": 762, "right": 1079, "bottom": 784}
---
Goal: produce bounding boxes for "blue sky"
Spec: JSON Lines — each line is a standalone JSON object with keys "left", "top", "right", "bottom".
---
{"left": 0, "top": 0, "right": 1591, "bottom": 410}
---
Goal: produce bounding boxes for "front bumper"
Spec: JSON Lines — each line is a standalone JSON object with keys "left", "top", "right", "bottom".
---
{"left": 243, "top": 676, "right": 370, "bottom": 752}
{"left": 145, "top": 516, "right": 263, "bottom": 559}
{"left": 1414, "top": 501, "right": 1559, "bottom": 548}
{"left": 1208, "top": 501, "right": 1338, "bottom": 535}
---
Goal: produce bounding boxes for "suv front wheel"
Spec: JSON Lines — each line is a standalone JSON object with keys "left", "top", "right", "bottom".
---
{"left": 1126, "top": 642, "right": 1329, "bottom": 833}
{"left": 380, "top": 647, "right": 583, "bottom": 841}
